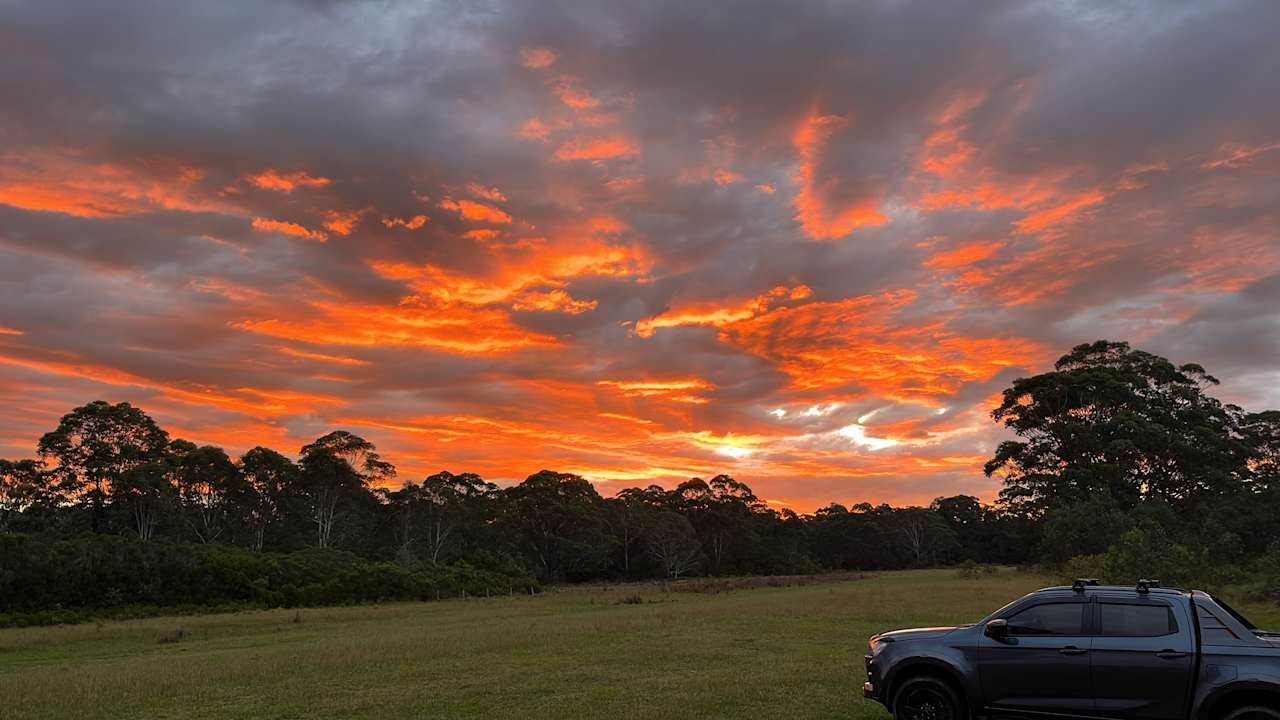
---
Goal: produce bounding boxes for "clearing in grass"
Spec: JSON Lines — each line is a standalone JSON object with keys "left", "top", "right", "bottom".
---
{"left": 5, "top": 569, "right": 1278, "bottom": 720}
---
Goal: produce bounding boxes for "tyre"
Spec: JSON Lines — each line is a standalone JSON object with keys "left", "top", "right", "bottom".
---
{"left": 1223, "top": 706, "right": 1280, "bottom": 720}
{"left": 892, "top": 675, "right": 964, "bottom": 720}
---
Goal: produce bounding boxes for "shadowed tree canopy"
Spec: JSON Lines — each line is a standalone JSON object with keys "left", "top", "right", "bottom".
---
{"left": 388, "top": 470, "right": 497, "bottom": 565}
{"left": 502, "top": 470, "right": 612, "bottom": 582}
{"left": 0, "top": 458, "right": 47, "bottom": 533}
{"left": 237, "top": 446, "right": 301, "bottom": 551}
{"left": 985, "top": 340, "right": 1249, "bottom": 516}
{"left": 1241, "top": 410, "right": 1280, "bottom": 492}
{"left": 36, "top": 401, "right": 170, "bottom": 531}
{"left": 297, "top": 431, "right": 395, "bottom": 548}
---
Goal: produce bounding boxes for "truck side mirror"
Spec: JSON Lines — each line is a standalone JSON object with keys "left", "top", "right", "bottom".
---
{"left": 985, "top": 619, "right": 1009, "bottom": 639}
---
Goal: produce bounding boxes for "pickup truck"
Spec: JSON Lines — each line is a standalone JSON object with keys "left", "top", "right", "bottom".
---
{"left": 863, "top": 579, "right": 1280, "bottom": 720}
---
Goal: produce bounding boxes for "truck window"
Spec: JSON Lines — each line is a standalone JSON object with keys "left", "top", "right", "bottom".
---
{"left": 1007, "top": 603, "right": 1084, "bottom": 636}
{"left": 1099, "top": 603, "right": 1177, "bottom": 637}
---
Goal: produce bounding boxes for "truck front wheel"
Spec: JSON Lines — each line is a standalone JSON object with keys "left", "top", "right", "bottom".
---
{"left": 892, "top": 676, "right": 963, "bottom": 720}
{"left": 1223, "top": 707, "right": 1280, "bottom": 720}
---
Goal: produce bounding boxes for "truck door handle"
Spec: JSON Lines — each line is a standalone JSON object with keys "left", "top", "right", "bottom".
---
{"left": 1059, "top": 646, "right": 1088, "bottom": 655}
{"left": 1156, "top": 650, "right": 1187, "bottom": 659}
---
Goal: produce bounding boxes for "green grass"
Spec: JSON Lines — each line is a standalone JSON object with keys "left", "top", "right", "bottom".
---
{"left": 4, "top": 569, "right": 1278, "bottom": 719}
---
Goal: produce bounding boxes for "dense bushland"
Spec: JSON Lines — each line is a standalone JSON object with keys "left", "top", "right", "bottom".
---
{"left": 3, "top": 340, "right": 1279, "bottom": 623}
{"left": 0, "top": 533, "right": 537, "bottom": 626}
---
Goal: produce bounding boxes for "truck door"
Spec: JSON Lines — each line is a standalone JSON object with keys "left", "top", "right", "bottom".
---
{"left": 978, "top": 598, "right": 1094, "bottom": 715}
{"left": 1091, "top": 598, "right": 1195, "bottom": 720}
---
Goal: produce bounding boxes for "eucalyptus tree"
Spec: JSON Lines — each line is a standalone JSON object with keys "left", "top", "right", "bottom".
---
{"left": 239, "top": 446, "right": 300, "bottom": 551}
{"left": 297, "top": 431, "right": 394, "bottom": 548}
{"left": 37, "top": 401, "right": 170, "bottom": 532}
{"left": 986, "top": 340, "right": 1249, "bottom": 515}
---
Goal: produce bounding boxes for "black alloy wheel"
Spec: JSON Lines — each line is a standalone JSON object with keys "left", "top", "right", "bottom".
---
{"left": 892, "top": 677, "right": 960, "bottom": 720}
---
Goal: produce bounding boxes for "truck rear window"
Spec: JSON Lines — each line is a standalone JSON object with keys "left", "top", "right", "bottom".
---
{"left": 1099, "top": 603, "right": 1177, "bottom": 637}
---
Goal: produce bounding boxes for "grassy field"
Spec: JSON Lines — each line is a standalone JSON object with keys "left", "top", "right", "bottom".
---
{"left": 4, "top": 569, "right": 1278, "bottom": 720}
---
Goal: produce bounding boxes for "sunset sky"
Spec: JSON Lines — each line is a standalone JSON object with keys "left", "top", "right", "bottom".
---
{"left": 1, "top": 1, "right": 1278, "bottom": 510}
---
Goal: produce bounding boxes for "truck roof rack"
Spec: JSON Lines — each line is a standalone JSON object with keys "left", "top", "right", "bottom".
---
{"left": 1136, "top": 579, "right": 1161, "bottom": 593}
{"left": 1072, "top": 578, "right": 1100, "bottom": 592}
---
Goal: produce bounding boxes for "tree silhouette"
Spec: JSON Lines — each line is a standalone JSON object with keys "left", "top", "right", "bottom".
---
{"left": 37, "top": 401, "right": 170, "bottom": 532}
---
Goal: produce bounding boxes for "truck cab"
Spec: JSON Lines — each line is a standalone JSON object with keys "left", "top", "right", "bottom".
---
{"left": 863, "top": 580, "right": 1280, "bottom": 720}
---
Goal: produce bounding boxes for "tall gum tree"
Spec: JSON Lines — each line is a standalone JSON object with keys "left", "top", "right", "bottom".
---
{"left": 37, "top": 401, "right": 170, "bottom": 532}
{"left": 985, "top": 340, "right": 1249, "bottom": 516}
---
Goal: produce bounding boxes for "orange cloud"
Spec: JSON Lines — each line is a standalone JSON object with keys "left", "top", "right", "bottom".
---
{"left": 323, "top": 208, "right": 365, "bottom": 236}
{"left": 247, "top": 169, "right": 331, "bottom": 193}
{"left": 640, "top": 287, "right": 1041, "bottom": 401}
{"left": 1013, "top": 190, "right": 1106, "bottom": 236}
{"left": 0, "top": 150, "right": 234, "bottom": 218}
{"left": 713, "top": 169, "right": 744, "bottom": 185}
{"left": 438, "top": 198, "right": 512, "bottom": 224}
{"left": 251, "top": 217, "right": 327, "bottom": 242}
{"left": 636, "top": 285, "right": 812, "bottom": 337}
{"left": 792, "top": 112, "right": 888, "bottom": 240}
{"left": 919, "top": 126, "right": 976, "bottom": 178}
{"left": 521, "top": 47, "right": 557, "bottom": 70}
{"left": 236, "top": 300, "right": 557, "bottom": 354}
{"left": 551, "top": 77, "right": 599, "bottom": 110}
{"left": 463, "top": 228, "right": 501, "bottom": 242}
{"left": 597, "top": 379, "right": 713, "bottom": 404}
{"left": 1201, "top": 141, "right": 1280, "bottom": 170}
{"left": 1165, "top": 224, "right": 1280, "bottom": 293}
{"left": 918, "top": 183, "right": 1034, "bottom": 211}
{"left": 382, "top": 214, "right": 429, "bottom": 230}
{"left": 925, "top": 241, "right": 1004, "bottom": 270}
{"left": 511, "top": 288, "right": 598, "bottom": 314}
{"left": 466, "top": 183, "right": 507, "bottom": 202}
{"left": 275, "top": 346, "right": 370, "bottom": 366}
{"left": 0, "top": 351, "right": 343, "bottom": 418}
{"left": 371, "top": 237, "right": 649, "bottom": 310}
{"left": 555, "top": 136, "right": 639, "bottom": 162}
{"left": 518, "top": 117, "right": 552, "bottom": 140}
{"left": 587, "top": 215, "right": 627, "bottom": 234}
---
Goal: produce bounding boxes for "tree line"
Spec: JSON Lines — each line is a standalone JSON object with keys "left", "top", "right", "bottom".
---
{"left": 0, "top": 401, "right": 1009, "bottom": 582}
{"left": 2, "top": 339, "right": 1279, "bottom": 622}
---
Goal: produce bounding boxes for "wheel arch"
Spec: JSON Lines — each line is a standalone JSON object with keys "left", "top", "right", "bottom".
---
{"left": 886, "top": 658, "right": 972, "bottom": 719}
{"left": 1198, "top": 682, "right": 1280, "bottom": 720}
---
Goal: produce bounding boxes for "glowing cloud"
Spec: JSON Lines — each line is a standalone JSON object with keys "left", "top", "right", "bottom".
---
{"left": 551, "top": 77, "right": 599, "bottom": 110}
{"left": 250, "top": 217, "right": 327, "bottom": 242}
{"left": 438, "top": 198, "right": 512, "bottom": 224}
{"left": 511, "top": 288, "right": 597, "bottom": 314}
{"left": 323, "top": 209, "right": 365, "bottom": 236}
{"left": 792, "top": 112, "right": 888, "bottom": 240}
{"left": 247, "top": 169, "right": 331, "bottom": 193}
{"left": 554, "top": 136, "right": 639, "bottom": 162}
{"left": 597, "top": 379, "right": 713, "bottom": 404}
{"left": 382, "top": 214, "right": 429, "bottom": 230}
